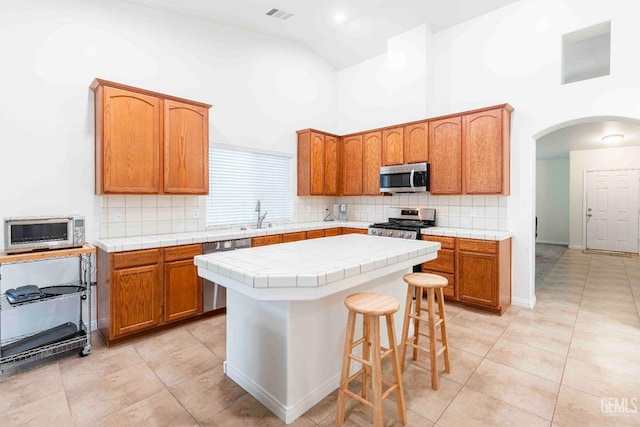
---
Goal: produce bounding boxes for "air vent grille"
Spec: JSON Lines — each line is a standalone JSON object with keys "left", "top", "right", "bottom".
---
{"left": 266, "top": 8, "right": 294, "bottom": 20}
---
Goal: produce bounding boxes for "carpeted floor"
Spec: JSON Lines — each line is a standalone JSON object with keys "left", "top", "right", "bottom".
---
{"left": 535, "top": 243, "right": 568, "bottom": 286}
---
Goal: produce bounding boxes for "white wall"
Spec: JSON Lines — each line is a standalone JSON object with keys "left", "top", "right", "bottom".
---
{"left": 536, "top": 158, "right": 570, "bottom": 245}
{"left": 569, "top": 146, "right": 640, "bottom": 248}
{"left": 0, "top": 0, "right": 338, "bottom": 244}
{"left": 334, "top": 0, "right": 640, "bottom": 308}
{"left": 336, "top": 24, "right": 432, "bottom": 134}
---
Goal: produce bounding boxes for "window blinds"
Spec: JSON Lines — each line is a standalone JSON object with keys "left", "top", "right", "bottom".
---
{"left": 207, "top": 146, "right": 292, "bottom": 226}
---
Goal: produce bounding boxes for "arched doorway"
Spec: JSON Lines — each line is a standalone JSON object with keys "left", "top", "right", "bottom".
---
{"left": 533, "top": 116, "right": 640, "bottom": 289}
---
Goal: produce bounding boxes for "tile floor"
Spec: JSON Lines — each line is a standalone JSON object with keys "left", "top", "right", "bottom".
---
{"left": 1, "top": 249, "right": 640, "bottom": 426}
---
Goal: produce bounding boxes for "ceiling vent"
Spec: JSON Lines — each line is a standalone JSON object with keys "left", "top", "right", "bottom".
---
{"left": 266, "top": 8, "right": 294, "bottom": 21}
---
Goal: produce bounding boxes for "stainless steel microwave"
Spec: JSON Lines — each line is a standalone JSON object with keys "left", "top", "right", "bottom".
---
{"left": 4, "top": 216, "right": 85, "bottom": 254}
{"left": 379, "top": 162, "right": 430, "bottom": 193}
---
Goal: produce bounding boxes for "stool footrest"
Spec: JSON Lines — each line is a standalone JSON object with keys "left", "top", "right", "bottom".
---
{"left": 343, "top": 389, "right": 374, "bottom": 408}
{"left": 349, "top": 353, "right": 372, "bottom": 368}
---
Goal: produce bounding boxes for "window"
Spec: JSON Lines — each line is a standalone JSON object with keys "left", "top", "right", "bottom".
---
{"left": 207, "top": 146, "right": 292, "bottom": 226}
{"left": 562, "top": 21, "right": 611, "bottom": 84}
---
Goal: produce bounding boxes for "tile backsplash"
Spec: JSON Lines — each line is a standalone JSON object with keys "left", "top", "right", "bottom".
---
{"left": 100, "top": 193, "right": 509, "bottom": 238}
{"left": 100, "top": 195, "right": 207, "bottom": 238}
{"left": 295, "top": 194, "right": 508, "bottom": 230}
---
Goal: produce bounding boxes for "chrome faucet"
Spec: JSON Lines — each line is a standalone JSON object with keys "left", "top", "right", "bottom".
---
{"left": 255, "top": 200, "right": 267, "bottom": 229}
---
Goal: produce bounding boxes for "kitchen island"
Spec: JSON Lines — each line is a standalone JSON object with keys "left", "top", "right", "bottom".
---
{"left": 194, "top": 234, "right": 440, "bottom": 424}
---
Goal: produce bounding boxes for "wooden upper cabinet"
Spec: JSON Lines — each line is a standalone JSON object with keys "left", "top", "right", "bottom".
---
{"left": 97, "top": 86, "right": 162, "bottom": 194}
{"left": 297, "top": 130, "right": 339, "bottom": 196}
{"left": 310, "top": 132, "right": 325, "bottom": 195}
{"left": 429, "top": 116, "right": 462, "bottom": 195}
{"left": 91, "top": 78, "right": 211, "bottom": 195}
{"left": 403, "top": 122, "right": 428, "bottom": 164}
{"left": 164, "top": 100, "right": 209, "bottom": 194}
{"left": 363, "top": 132, "right": 382, "bottom": 195}
{"left": 382, "top": 127, "right": 404, "bottom": 166}
{"left": 462, "top": 106, "right": 512, "bottom": 195}
{"left": 324, "top": 135, "right": 339, "bottom": 195}
{"left": 342, "top": 135, "right": 363, "bottom": 196}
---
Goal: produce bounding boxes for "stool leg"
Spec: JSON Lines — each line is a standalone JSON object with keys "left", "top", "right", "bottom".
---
{"left": 437, "top": 287, "right": 450, "bottom": 373}
{"left": 413, "top": 286, "right": 422, "bottom": 361}
{"left": 399, "top": 284, "right": 414, "bottom": 372}
{"left": 385, "top": 313, "right": 407, "bottom": 425}
{"left": 427, "top": 288, "right": 438, "bottom": 390}
{"left": 362, "top": 314, "right": 370, "bottom": 401}
{"left": 370, "top": 315, "right": 383, "bottom": 427}
{"left": 337, "top": 310, "right": 357, "bottom": 426}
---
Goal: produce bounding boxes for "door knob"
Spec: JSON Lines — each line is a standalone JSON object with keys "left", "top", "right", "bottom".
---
{"left": 587, "top": 213, "right": 592, "bottom": 217}
{"left": 587, "top": 208, "right": 592, "bottom": 211}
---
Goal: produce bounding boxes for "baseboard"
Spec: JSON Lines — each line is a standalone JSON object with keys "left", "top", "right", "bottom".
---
{"left": 224, "top": 361, "right": 342, "bottom": 424}
{"left": 568, "top": 244, "right": 583, "bottom": 250}
{"left": 512, "top": 295, "right": 536, "bottom": 309}
{"left": 536, "top": 240, "right": 569, "bottom": 246}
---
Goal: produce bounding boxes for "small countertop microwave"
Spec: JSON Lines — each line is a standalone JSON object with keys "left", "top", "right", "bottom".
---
{"left": 4, "top": 216, "right": 85, "bottom": 254}
{"left": 379, "top": 162, "right": 430, "bottom": 193}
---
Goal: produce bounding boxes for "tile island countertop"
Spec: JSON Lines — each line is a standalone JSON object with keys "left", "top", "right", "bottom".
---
{"left": 194, "top": 233, "right": 441, "bottom": 301}
{"left": 200, "top": 233, "right": 440, "bottom": 424}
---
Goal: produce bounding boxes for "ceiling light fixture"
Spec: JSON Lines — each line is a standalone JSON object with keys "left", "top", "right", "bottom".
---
{"left": 334, "top": 12, "right": 347, "bottom": 24}
{"left": 602, "top": 134, "right": 624, "bottom": 144}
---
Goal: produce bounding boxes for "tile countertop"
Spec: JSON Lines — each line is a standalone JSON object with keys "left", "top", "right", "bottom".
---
{"left": 94, "top": 221, "right": 371, "bottom": 252}
{"left": 93, "top": 222, "right": 512, "bottom": 253}
{"left": 194, "top": 234, "right": 440, "bottom": 299}
{"left": 422, "top": 227, "right": 513, "bottom": 241}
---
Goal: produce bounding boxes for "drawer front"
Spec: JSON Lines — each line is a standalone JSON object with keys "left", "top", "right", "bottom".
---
{"left": 282, "top": 231, "right": 306, "bottom": 242}
{"left": 324, "top": 228, "right": 340, "bottom": 237}
{"left": 422, "top": 248, "right": 454, "bottom": 273}
{"left": 164, "top": 244, "right": 202, "bottom": 262}
{"left": 306, "top": 229, "right": 325, "bottom": 239}
{"left": 252, "top": 235, "right": 283, "bottom": 247}
{"left": 112, "top": 249, "right": 161, "bottom": 269}
{"left": 422, "top": 270, "right": 455, "bottom": 299}
{"left": 342, "top": 227, "right": 368, "bottom": 235}
{"left": 422, "top": 235, "right": 455, "bottom": 250}
{"left": 458, "top": 238, "right": 497, "bottom": 254}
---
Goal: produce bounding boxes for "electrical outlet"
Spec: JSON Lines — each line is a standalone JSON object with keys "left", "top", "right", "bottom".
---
{"left": 113, "top": 212, "right": 123, "bottom": 222}
{"left": 192, "top": 208, "right": 199, "bottom": 218}
{"left": 470, "top": 208, "right": 477, "bottom": 217}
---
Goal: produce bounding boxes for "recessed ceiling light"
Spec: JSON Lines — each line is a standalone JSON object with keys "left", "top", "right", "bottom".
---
{"left": 602, "top": 134, "right": 624, "bottom": 144}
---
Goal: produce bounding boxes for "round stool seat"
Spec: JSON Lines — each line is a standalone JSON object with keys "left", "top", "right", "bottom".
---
{"left": 403, "top": 272, "right": 448, "bottom": 289}
{"left": 344, "top": 292, "right": 400, "bottom": 316}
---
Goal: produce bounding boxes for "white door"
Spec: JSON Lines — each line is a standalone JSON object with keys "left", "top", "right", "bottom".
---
{"left": 586, "top": 169, "right": 639, "bottom": 253}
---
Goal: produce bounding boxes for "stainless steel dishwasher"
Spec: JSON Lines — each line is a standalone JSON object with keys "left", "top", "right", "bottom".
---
{"left": 202, "top": 238, "right": 251, "bottom": 312}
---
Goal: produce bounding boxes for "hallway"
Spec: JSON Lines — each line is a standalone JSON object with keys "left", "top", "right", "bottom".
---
{"left": 1, "top": 250, "right": 639, "bottom": 426}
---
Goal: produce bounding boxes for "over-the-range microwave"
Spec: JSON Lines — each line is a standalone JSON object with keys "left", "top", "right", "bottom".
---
{"left": 379, "top": 162, "right": 430, "bottom": 193}
{"left": 4, "top": 216, "right": 85, "bottom": 254}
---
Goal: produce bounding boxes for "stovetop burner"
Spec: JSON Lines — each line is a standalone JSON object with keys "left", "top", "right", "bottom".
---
{"left": 368, "top": 207, "right": 436, "bottom": 239}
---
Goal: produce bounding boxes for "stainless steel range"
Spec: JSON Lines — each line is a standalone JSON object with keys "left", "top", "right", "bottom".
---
{"left": 368, "top": 207, "right": 436, "bottom": 273}
{"left": 368, "top": 207, "right": 436, "bottom": 240}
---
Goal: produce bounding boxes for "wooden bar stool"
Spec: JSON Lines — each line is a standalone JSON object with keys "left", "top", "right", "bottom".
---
{"left": 336, "top": 292, "right": 407, "bottom": 427}
{"left": 400, "top": 273, "right": 450, "bottom": 390}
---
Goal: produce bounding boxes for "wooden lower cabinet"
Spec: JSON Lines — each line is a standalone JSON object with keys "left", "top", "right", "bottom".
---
{"left": 97, "top": 244, "right": 203, "bottom": 346}
{"left": 283, "top": 231, "right": 306, "bottom": 243}
{"left": 421, "top": 236, "right": 511, "bottom": 315}
{"left": 324, "top": 228, "right": 340, "bottom": 237}
{"left": 164, "top": 244, "right": 202, "bottom": 323}
{"left": 306, "top": 229, "right": 325, "bottom": 239}
{"left": 457, "top": 238, "right": 511, "bottom": 314}
{"left": 341, "top": 227, "right": 368, "bottom": 235}
{"left": 252, "top": 234, "right": 284, "bottom": 247}
{"left": 421, "top": 236, "right": 456, "bottom": 299}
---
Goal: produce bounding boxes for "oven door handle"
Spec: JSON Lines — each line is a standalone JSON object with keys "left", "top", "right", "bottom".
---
{"left": 410, "top": 169, "right": 415, "bottom": 191}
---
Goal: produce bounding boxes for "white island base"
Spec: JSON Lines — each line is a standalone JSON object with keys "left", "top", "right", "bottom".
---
{"left": 195, "top": 235, "right": 439, "bottom": 424}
